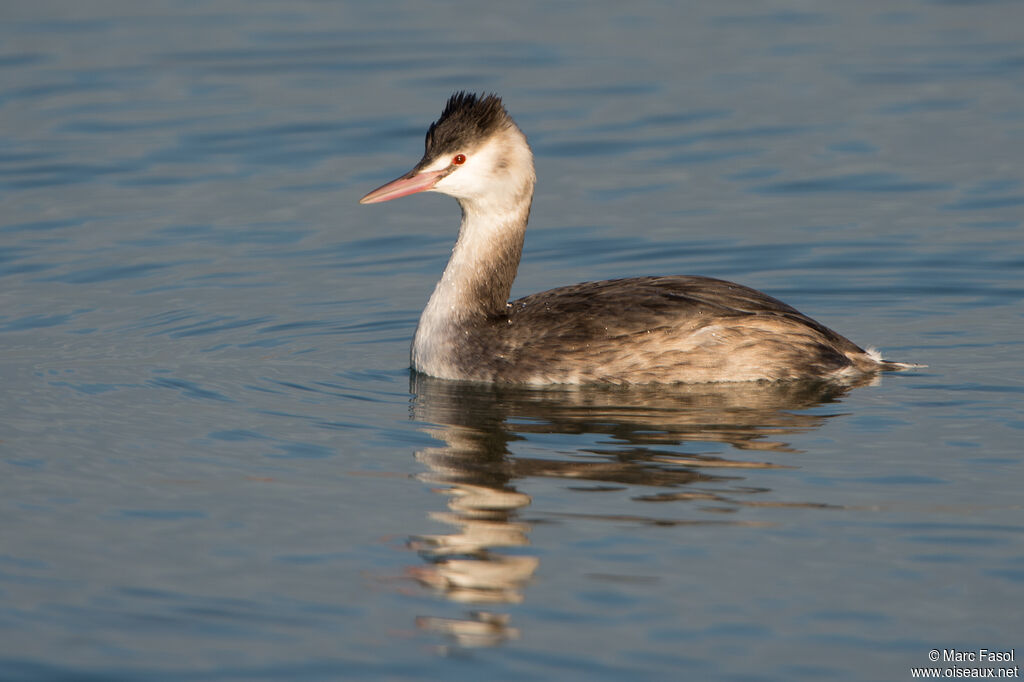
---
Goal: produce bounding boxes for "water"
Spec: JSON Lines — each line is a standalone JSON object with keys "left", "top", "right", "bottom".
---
{"left": 2, "top": 1, "right": 1022, "bottom": 680}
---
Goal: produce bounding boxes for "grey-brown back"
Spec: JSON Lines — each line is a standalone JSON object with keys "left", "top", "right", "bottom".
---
{"left": 444, "top": 276, "right": 878, "bottom": 384}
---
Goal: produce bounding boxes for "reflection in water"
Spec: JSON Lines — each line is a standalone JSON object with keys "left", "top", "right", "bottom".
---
{"left": 407, "top": 374, "right": 869, "bottom": 649}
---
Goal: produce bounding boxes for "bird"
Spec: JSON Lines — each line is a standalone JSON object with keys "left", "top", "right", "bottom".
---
{"left": 360, "top": 92, "right": 914, "bottom": 385}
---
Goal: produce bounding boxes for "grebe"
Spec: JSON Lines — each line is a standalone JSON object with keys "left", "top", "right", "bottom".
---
{"left": 360, "top": 92, "right": 912, "bottom": 385}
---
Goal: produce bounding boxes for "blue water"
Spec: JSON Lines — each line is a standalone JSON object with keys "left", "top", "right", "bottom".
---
{"left": 2, "top": 1, "right": 1023, "bottom": 680}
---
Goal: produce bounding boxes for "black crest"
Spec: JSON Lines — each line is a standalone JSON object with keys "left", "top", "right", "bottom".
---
{"left": 424, "top": 92, "right": 511, "bottom": 158}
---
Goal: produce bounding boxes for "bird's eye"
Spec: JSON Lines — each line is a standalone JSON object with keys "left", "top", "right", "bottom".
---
{"left": 452, "top": 154, "right": 466, "bottom": 165}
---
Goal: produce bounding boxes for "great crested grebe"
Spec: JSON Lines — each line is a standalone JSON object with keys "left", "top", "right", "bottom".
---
{"left": 360, "top": 92, "right": 912, "bottom": 385}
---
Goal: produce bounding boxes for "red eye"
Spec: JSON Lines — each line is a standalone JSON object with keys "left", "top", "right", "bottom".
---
{"left": 452, "top": 154, "right": 466, "bottom": 165}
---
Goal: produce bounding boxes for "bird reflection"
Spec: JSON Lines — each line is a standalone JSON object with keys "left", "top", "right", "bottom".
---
{"left": 406, "top": 374, "right": 867, "bottom": 649}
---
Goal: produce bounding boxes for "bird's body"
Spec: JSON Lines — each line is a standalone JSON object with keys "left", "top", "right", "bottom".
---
{"left": 360, "top": 92, "right": 912, "bottom": 385}
{"left": 413, "top": 275, "right": 895, "bottom": 384}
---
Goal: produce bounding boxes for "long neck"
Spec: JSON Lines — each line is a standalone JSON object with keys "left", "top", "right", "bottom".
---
{"left": 412, "top": 191, "right": 532, "bottom": 377}
{"left": 430, "top": 197, "right": 531, "bottom": 319}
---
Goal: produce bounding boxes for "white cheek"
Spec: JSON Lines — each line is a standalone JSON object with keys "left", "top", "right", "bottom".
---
{"left": 434, "top": 165, "right": 475, "bottom": 195}
{"left": 435, "top": 153, "right": 495, "bottom": 195}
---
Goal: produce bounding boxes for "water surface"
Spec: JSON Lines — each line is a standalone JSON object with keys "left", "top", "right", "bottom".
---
{"left": 1, "top": 1, "right": 1022, "bottom": 680}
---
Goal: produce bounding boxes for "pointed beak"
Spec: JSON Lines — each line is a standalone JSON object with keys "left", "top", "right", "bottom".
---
{"left": 359, "top": 167, "right": 447, "bottom": 204}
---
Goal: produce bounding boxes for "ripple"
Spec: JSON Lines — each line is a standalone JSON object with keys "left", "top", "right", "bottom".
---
{"left": 944, "top": 195, "right": 1024, "bottom": 211}
{"left": 0, "top": 160, "right": 144, "bottom": 189}
{"left": 0, "top": 218, "right": 84, "bottom": 234}
{"left": 161, "top": 315, "right": 274, "bottom": 339}
{"left": 37, "top": 262, "right": 176, "bottom": 284}
{"left": 117, "top": 509, "right": 207, "bottom": 520}
{"left": 752, "top": 172, "right": 950, "bottom": 194}
{"left": 0, "top": 313, "right": 78, "bottom": 332}
{"left": 147, "top": 377, "right": 234, "bottom": 402}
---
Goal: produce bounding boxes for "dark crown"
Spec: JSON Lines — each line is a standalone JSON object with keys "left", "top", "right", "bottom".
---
{"left": 424, "top": 92, "right": 512, "bottom": 158}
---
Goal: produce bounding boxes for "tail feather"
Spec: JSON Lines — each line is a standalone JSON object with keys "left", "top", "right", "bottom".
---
{"left": 865, "top": 347, "right": 925, "bottom": 372}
